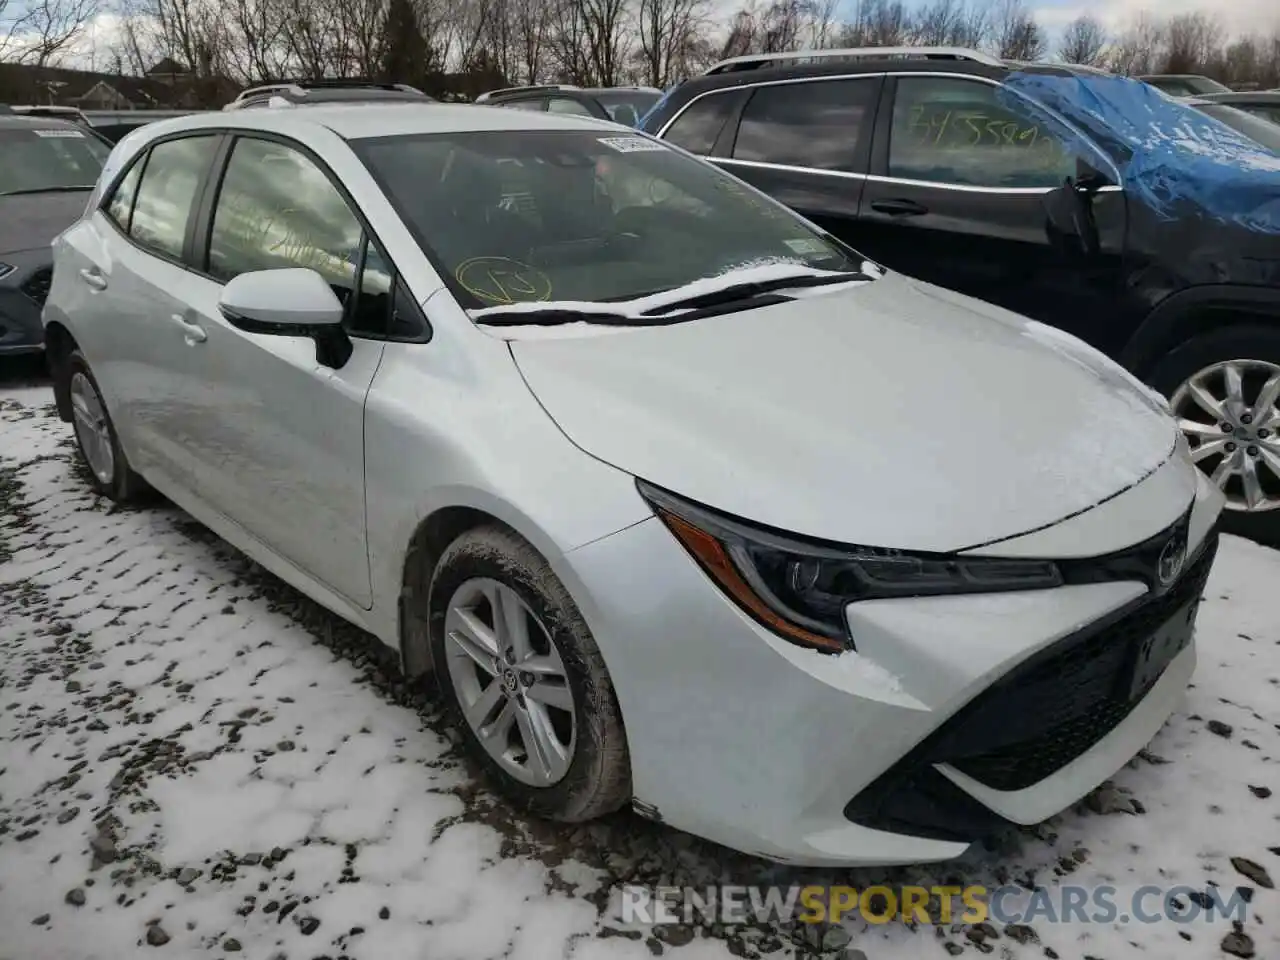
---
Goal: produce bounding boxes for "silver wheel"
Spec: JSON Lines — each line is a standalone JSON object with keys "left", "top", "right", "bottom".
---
{"left": 1172, "top": 359, "right": 1280, "bottom": 513}
{"left": 69, "top": 371, "right": 115, "bottom": 486}
{"left": 443, "top": 577, "right": 576, "bottom": 787}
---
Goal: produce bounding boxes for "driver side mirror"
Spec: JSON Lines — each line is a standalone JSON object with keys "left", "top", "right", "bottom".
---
{"left": 219, "top": 268, "right": 353, "bottom": 369}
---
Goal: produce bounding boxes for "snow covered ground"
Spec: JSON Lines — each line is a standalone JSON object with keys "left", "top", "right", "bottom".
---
{"left": 3, "top": 367, "right": 1280, "bottom": 960}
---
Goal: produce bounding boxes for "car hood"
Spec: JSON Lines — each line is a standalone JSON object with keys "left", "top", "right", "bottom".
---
{"left": 0, "top": 193, "right": 89, "bottom": 256}
{"left": 509, "top": 272, "right": 1178, "bottom": 553}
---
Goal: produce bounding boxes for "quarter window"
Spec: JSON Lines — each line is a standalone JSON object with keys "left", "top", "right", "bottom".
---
{"left": 888, "top": 77, "right": 1078, "bottom": 189}
{"left": 733, "top": 79, "right": 876, "bottom": 172}
{"left": 661, "top": 93, "right": 735, "bottom": 155}
{"left": 207, "top": 137, "right": 363, "bottom": 316}
{"left": 104, "top": 159, "right": 144, "bottom": 231}
{"left": 129, "top": 136, "right": 214, "bottom": 259}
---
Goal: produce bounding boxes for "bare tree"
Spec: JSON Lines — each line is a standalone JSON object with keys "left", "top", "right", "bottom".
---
{"left": 637, "top": 0, "right": 706, "bottom": 87}
{"left": 1107, "top": 13, "right": 1167, "bottom": 76}
{"left": 993, "top": 0, "right": 1044, "bottom": 61}
{"left": 1164, "top": 11, "right": 1223, "bottom": 74}
{"left": 1057, "top": 14, "right": 1106, "bottom": 66}
{"left": 6, "top": 0, "right": 101, "bottom": 67}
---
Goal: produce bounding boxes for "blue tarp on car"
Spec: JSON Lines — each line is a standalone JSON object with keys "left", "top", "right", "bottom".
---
{"left": 1002, "top": 71, "right": 1280, "bottom": 234}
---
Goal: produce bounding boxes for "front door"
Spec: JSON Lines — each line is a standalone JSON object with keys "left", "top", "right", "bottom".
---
{"left": 169, "top": 135, "right": 392, "bottom": 608}
{"left": 856, "top": 75, "right": 1128, "bottom": 353}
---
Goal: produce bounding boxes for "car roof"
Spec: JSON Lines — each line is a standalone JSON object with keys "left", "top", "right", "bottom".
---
{"left": 664, "top": 57, "right": 1007, "bottom": 100}
{"left": 0, "top": 112, "right": 87, "bottom": 131}
{"left": 1196, "top": 91, "right": 1280, "bottom": 104}
{"left": 119, "top": 101, "right": 619, "bottom": 150}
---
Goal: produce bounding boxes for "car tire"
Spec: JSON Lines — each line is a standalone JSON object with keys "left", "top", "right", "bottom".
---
{"left": 427, "top": 525, "right": 631, "bottom": 822}
{"left": 65, "top": 350, "right": 148, "bottom": 504}
{"left": 1147, "top": 325, "right": 1280, "bottom": 548}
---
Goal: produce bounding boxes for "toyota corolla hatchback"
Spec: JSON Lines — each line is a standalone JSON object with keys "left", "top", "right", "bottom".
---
{"left": 43, "top": 101, "right": 1224, "bottom": 866}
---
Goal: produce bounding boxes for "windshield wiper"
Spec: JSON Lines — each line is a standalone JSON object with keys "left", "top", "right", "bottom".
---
{"left": 637, "top": 270, "right": 870, "bottom": 315}
{"left": 1, "top": 185, "right": 95, "bottom": 196}
{"left": 474, "top": 307, "right": 640, "bottom": 327}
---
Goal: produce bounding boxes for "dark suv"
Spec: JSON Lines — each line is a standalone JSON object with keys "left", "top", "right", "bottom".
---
{"left": 642, "top": 47, "right": 1280, "bottom": 544}
{"left": 477, "top": 85, "right": 663, "bottom": 127}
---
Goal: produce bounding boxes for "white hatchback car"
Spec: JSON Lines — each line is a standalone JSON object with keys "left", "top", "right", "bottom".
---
{"left": 44, "top": 100, "right": 1224, "bottom": 867}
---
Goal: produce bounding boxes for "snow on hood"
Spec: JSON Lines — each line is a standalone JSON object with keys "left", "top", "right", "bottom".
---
{"left": 473, "top": 260, "right": 881, "bottom": 340}
{"left": 1002, "top": 71, "right": 1280, "bottom": 234}
{"left": 511, "top": 272, "right": 1178, "bottom": 553}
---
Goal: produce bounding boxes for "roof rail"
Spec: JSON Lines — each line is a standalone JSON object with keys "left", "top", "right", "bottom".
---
{"left": 225, "top": 81, "right": 431, "bottom": 110}
{"left": 475, "top": 84, "right": 581, "bottom": 103}
{"left": 702, "top": 45, "right": 1003, "bottom": 76}
{"left": 229, "top": 79, "right": 426, "bottom": 105}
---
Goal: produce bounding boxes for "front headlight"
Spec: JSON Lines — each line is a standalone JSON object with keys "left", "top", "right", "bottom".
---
{"left": 639, "top": 480, "right": 1063, "bottom": 653}
{"left": 0, "top": 262, "right": 15, "bottom": 281}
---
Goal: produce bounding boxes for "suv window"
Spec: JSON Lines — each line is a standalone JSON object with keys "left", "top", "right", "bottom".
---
{"left": 733, "top": 79, "right": 876, "bottom": 172}
{"left": 208, "top": 136, "right": 363, "bottom": 309}
{"left": 502, "top": 99, "right": 546, "bottom": 112}
{"left": 547, "top": 97, "right": 595, "bottom": 117}
{"left": 888, "top": 77, "right": 1078, "bottom": 189}
{"left": 129, "top": 136, "right": 214, "bottom": 259}
{"left": 661, "top": 93, "right": 735, "bottom": 154}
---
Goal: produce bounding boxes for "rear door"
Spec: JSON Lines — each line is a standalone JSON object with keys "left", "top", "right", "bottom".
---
{"left": 56, "top": 132, "right": 224, "bottom": 492}
{"left": 857, "top": 74, "right": 1129, "bottom": 350}
{"left": 711, "top": 76, "right": 882, "bottom": 241}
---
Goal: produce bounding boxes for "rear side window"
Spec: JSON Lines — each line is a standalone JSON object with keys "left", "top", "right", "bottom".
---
{"left": 547, "top": 97, "right": 594, "bottom": 117}
{"left": 129, "top": 136, "right": 214, "bottom": 259}
{"left": 661, "top": 93, "right": 735, "bottom": 154}
{"left": 733, "top": 80, "right": 876, "bottom": 172}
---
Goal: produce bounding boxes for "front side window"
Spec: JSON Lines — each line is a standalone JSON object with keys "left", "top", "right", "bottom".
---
{"left": 207, "top": 137, "right": 363, "bottom": 313}
{"left": 888, "top": 77, "right": 1078, "bottom": 189}
{"left": 129, "top": 135, "right": 215, "bottom": 259}
{"left": 661, "top": 93, "right": 735, "bottom": 154}
{"left": 0, "top": 125, "right": 110, "bottom": 196}
{"left": 354, "top": 129, "right": 867, "bottom": 312}
{"left": 733, "top": 79, "right": 877, "bottom": 172}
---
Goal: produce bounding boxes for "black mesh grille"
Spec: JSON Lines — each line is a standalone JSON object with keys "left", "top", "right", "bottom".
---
{"left": 947, "top": 534, "right": 1217, "bottom": 791}
{"left": 844, "top": 526, "right": 1219, "bottom": 840}
{"left": 21, "top": 268, "right": 53, "bottom": 307}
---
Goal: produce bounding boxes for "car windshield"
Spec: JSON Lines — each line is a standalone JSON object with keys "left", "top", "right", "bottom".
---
{"left": 595, "top": 91, "right": 662, "bottom": 127}
{"left": 0, "top": 125, "right": 110, "bottom": 195}
{"left": 353, "top": 129, "right": 869, "bottom": 315}
{"left": 1191, "top": 102, "right": 1280, "bottom": 153}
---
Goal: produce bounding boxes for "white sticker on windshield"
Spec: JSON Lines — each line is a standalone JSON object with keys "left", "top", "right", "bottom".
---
{"left": 597, "top": 136, "right": 666, "bottom": 153}
{"left": 34, "top": 129, "right": 84, "bottom": 138}
{"left": 784, "top": 238, "right": 830, "bottom": 256}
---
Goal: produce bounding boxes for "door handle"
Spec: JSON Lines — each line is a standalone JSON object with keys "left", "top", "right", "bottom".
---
{"left": 78, "top": 268, "right": 108, "bottom": 291}
{"left": 171, "top": 313, "right": 207, "bottom": 345}
{"left": 870, "top": 198, "right": 929, "bottom": 217}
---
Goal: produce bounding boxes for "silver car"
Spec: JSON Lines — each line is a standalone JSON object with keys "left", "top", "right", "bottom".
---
{"left": 43, "top": 102, "right": 1224, "bottom": 866}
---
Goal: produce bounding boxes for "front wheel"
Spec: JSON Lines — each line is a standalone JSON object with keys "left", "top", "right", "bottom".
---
{"left": 1148, "top": 326, "right": 1280, "bottom": 547}
{"left": 426, "top": 526, "right": 631, "bottom": 821}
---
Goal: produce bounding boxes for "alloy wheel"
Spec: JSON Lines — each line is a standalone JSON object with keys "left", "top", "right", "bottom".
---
{"left": 443, "top": 577, "right": 577, "bottom": 787}
{"left": 69, "top": 371, "right": 115, "bottom": 486}
{"left": 1172, "top": 359, "right": 1280, "bottom": 513}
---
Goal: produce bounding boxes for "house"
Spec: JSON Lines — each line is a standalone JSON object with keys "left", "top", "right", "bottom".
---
{"left": 0, "top": 60, "right": 234, "bottom": 110}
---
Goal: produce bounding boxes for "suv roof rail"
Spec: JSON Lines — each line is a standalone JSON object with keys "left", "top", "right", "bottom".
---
{"left": 225, "top": 80, "right": 431, "bottom": 110}
{"left": 702, "top": 45, "right": 1003, "bottom": 75}
{"left": 475, "top": 84, "right": 581, "bottom": 102}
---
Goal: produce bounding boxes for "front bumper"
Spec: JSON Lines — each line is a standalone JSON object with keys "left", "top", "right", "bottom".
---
{"left": 0, "top": 266, "right": 52, "bottom": 355}
{"left": 562, "top": 464, "right": 1223, "bottom": 867}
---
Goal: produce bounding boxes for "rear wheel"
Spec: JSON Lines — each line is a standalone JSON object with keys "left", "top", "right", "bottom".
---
{"left": 427, "top": 526, "right": 630, "bottom": 821}
{"left": 1148, "top": 326, "right": 1280, "bottom": 547}
{"left": 66, "top": 350, "right": 148, "bottom": 504}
